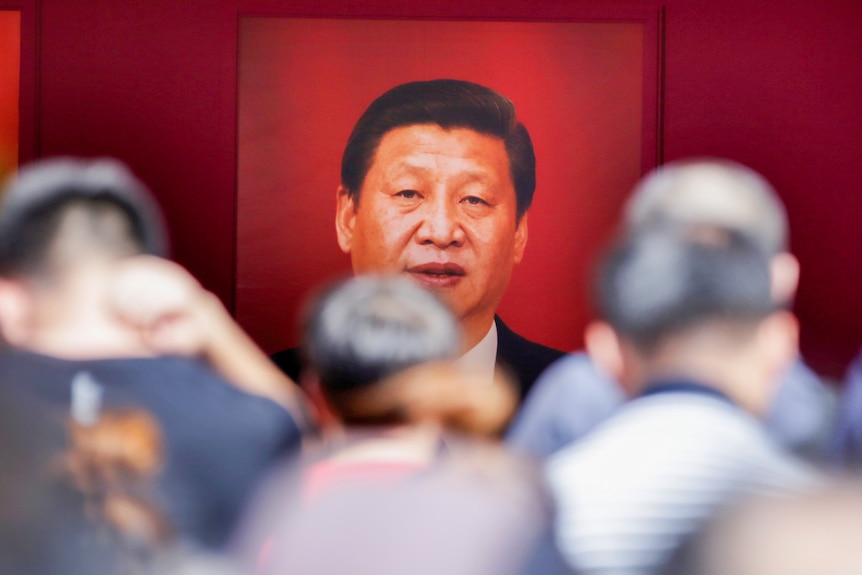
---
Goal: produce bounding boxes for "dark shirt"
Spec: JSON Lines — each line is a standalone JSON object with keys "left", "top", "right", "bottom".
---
{"left": 0, "top": 348, "right": 301, "bottom": 549}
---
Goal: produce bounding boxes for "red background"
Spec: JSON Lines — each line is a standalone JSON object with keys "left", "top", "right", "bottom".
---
{"left": 0, "top": 10, "right": 20, "bottom": 181}
{"left": 8, "top": 0, "right": 862, "bottom": 378}
{"left": 237, "top": 18, "right": 647, "bottom": 353}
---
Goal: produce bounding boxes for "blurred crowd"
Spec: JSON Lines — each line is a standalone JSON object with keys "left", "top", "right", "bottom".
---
{"left": 3, "top": 79, "right": 862, "bottom": 575}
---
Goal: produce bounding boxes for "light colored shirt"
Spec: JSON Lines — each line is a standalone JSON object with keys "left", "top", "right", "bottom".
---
{"left": 546, "top": 385, "right": 820, "bottom": 575}
{"left": 508, "top": 352, "right": 834, "bottom": 459}
{"left": 456, "top": 322, "right": 497, "bottom": 384}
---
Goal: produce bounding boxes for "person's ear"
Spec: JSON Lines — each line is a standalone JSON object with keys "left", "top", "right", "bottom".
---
{"left": 770, "top": 252, "right": 800, "bottom": 304}
{"left": 300, "top": 370, "right": 340, "bottom": 432}
{"left": 0, "top": 279, "right": 33, "bottom": 347}
{"left": 513, "top": 213, "right": 528, "bottom": 264}
{"left": 756, "top": 310, "right": 799, "bottom": 378}
{"left": 335, "top": 185, "right": 357, "bottom": 254}
{"left": 585, "top": 321, "right": 624, "bottom": 381}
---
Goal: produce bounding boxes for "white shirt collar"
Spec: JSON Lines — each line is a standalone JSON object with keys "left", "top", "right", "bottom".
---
{"left": 455, "top": 321, "right": 498, "bottom": 383}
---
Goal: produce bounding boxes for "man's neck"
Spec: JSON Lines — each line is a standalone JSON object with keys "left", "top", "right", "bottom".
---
{"left": 19, "top": 264, "right": 153, "bottom": 360}
{"left": 460, "top": 314, "right": 497, "bottom": 354}
{"left": 456, "top": 321, "right": 497, "bottom": 383}
{"left": 638, "top": 352, "right": 771, "bottom": 417}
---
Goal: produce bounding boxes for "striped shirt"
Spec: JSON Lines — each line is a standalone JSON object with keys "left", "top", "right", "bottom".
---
{"left": 546, "top": 380, "right": 820, "bottom": 575}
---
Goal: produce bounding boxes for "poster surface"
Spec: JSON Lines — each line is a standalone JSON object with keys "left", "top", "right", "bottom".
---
{"left": 238, "top": 17, "right": 648, "bottom": 353}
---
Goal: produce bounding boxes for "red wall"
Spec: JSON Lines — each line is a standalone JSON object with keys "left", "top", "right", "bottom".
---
{"left": 18, "top": 0, "right": 862, "bottom": 377}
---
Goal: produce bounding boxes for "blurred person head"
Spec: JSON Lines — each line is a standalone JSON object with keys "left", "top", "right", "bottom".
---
{"left": 0, "top": 158, "right": 167, "bottom": 357}
{"left": 334, "top": 79, "right": 534, "bottom": 350}
{"left": 302, "top": 274, "right": 516, "bottom": 433}
{"left": 246, "top": 276, "right": 555, "bottom": 575}
{"left": 664, "top": 482, "right": 862, "bottom": 575}
{"left": 587, "top": 225, "right": 798, "bottom": 414}
{"left": 624, "top": 158, "right": 799, "bottom": 304}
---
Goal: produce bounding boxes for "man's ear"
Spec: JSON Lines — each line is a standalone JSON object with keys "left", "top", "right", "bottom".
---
{"left": 770, "top": 252, "right": 800, "bottom": 304}
{"left": 756, "top": 310, "right": 799, "bottom": 378}
{"left": 0, "top": 278, "right": 32, "bottom": 347}
{"left": 300, "top": 369, "right": 341, "bottom": 432}
{"left": 335, "top": 185, "right": 357, "bottom": 254}
{"left": 585, "top": 320, "right": 624, "bottom": 381}
{"left": 513, "top": 213, "right": 528, "bottom": 264}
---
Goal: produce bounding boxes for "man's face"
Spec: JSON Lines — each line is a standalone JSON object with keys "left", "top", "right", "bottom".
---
{"left": 335, "top": 124, "right": 528, "bottom": 340}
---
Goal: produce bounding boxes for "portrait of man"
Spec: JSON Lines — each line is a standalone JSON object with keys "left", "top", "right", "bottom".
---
{"left": 273, "top": 79, "right": 565, "bottom": 397}
{"left": 237, "top": 17, "right": 653, "bottom": 398}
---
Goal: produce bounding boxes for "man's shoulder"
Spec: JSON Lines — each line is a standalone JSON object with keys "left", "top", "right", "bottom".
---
{"left": 0, "top": 349, "right": 295, "bottom": 428}
{"left": 494, "top": 316, "right": 565, "bottom": 400}
{"left": 548, "top": 389, "right": 810, "bottom": 484}
{"left": 505, "top": 352, "right": 625, "bottom": 457}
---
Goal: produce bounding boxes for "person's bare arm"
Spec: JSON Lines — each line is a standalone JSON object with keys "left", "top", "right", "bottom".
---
{"left": 108, "top": 255, "right": 310, "bottom": 427}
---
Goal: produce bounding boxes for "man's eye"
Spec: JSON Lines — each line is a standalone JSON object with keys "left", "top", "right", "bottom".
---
{"left": 462, "top": 196, "right": 489, "bottom": 206}
{"left": 395, "top": 189, "right": 420, "bottom": 199}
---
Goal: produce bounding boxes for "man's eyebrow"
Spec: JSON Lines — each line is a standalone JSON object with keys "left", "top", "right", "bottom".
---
{"left": 383, "top": 160, "right": 499, "bottom": 182}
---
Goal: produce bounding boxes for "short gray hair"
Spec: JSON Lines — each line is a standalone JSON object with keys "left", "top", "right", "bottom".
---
{"left": 303, "top": 275, "right": 461, "bottom": 393}
{"left": 625, "top": 159, "right": 788, "bottom": 256}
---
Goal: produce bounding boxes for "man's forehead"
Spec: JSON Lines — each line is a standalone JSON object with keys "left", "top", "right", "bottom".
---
{"left": 369, "top": 124, "right": 510, "bottom": 176}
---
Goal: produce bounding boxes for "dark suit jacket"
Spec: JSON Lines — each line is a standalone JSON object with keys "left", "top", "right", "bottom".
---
{"left": 271, "top": 316, "right": 563, "bottom": 403}
{"left": 494, "top": 316, "right": 565, "bottom": 402}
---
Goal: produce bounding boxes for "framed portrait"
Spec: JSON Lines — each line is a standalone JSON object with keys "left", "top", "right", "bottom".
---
{"left": 236, "top": 10, "right": 663, "bottom": 353}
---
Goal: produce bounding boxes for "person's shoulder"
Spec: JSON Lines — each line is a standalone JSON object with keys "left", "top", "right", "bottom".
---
{"left": 505, "top": 352, "right": 625, "bottom": 457}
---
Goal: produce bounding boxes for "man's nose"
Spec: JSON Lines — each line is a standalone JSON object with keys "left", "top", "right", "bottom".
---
{"left": 414, "top": 198, "right": 465, "bottom": 248}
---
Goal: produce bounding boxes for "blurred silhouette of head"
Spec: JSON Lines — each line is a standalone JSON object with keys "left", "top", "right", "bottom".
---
{"left": 589, "top": 224, "right": 798, "bottom": 413}
{"left": 596, "top": 224, "right": 775, "bottom": 357}
{"left": 626, "top": 159, "right": 787, "bottom": 256}
{"left": 0, "top": 157, "right": 166, "bottom": 284}
{"left": 303, "top": 275, "right": 461, "bottom": 424}
{"left": 624, "top": 159, "right": 799, "bottom": 304}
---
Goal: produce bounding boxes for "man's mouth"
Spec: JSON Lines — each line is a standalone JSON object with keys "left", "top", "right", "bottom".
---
{"left": 406, "top": 263, "right": 465, "bottom": 288}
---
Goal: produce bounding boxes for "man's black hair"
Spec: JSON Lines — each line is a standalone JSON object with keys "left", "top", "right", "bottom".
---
{"left": 341, "top": 79, "right": 536, "bottom": 221}
{"left": 596, "top": 224, "right": 776, "bottom": 354}
{"left": 302, "top": 275, "right": 460, "bottom": 401}
{"left": 0, "top": 158, "right": 167, "bottom": 279}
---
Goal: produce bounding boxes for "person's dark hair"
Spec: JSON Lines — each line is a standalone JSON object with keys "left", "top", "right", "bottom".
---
{"left": 0, "top": 158, "right": 167, "bottom": 279}
{"left": 596, "top": 224, "right": 775, "bottom": 354}
{"left": 341, "top": 79, "right": 536, "bottom": 221}
{"left": 302, "top": 275, "right": 461, "bottom": 418}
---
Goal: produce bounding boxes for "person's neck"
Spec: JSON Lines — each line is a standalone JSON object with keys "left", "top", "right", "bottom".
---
{"left": 324, "top": 423, "right": 443, "bottom": 466}
{"left": 639, "top": 343, "right": 771, "bottom": 417}
{"left": 23, "top": 264, "right": 153, "bottom": 360}
{"left": 460, "top": 314, "right": 496, "bottom": 355}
